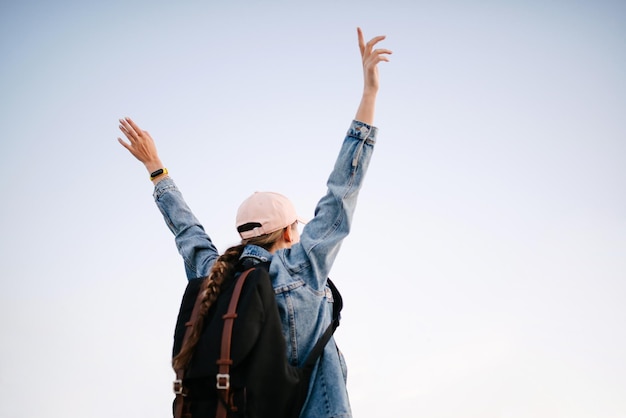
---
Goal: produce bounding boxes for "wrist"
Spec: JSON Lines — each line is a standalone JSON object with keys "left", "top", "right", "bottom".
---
{"left": 144, "top": 160, "right": 164, "bottom": 174}
{"left": 355, "top": 93, "right": 377, "bottom": 126}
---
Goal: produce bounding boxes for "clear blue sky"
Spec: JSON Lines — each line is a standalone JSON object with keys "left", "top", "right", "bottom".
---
{"left": 1, "top": 1, "right": 625, "bottom": 417}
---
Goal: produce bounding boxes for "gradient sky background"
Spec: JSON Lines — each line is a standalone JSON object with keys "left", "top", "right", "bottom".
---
{"left": 1, "top": 1, "right": 625, "bottom": 417}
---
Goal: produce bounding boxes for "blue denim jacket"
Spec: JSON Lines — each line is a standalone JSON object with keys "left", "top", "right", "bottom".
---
{"left": 153, "top": 120, "right": 377, "bottom": 418}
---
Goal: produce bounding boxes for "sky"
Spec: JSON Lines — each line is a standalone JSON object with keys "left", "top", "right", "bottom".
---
{"left": 1, "top": 0, "right": 625, "bottom": 417}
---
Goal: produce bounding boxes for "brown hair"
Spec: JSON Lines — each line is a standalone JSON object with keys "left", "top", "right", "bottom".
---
{"left": 172, "top": 227, "right": 286, "bottom": 371}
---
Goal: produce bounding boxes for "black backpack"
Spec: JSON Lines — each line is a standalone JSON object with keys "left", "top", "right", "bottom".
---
{"left": 171, "top": 262, "right": 342, "bottom": 418}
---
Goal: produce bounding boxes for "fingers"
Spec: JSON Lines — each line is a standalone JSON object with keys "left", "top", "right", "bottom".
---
{"left": 118, "top": 117, "right": 147, "bottom": 153}
{"left": 119, "top": 117, "right": 139, "bottom": 141}
{"left": 358, "top": 28, "right": 387, "bottom": 58}
{"left": 365, "top": 35, "right": 387, "bottom": 53}
{"left": 363, "top": 38, "right": 389, "bottom": 62}
{"left": 125, "top": 117, "right": 144, "bottom": 137}
{"left": 117, "top": 137, "right": 132, "bottom": 151}
{"left": 369, "top": 47, "right": 393, "bottom": 63}
{"left": 357, "top": 27, "right": 365, "bottom": 57}
{"left": 118, "top": 120, "right": 133, "bottom": 144}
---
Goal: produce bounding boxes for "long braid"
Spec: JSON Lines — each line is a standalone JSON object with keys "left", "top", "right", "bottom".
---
{"left": 171, "top": 225, "right": 291, "bottom": 372}
{"left": 172, "top": 244, "right": 245, "bottom": 371}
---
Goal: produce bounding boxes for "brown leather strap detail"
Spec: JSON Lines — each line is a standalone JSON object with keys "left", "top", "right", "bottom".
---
{"left": 173, "top": 283, "right": 207, "bottom": 418}
{"left": 173, "top": 369, "right": 186, "bottom": 418}
{"left": 216, "top": 268, "right": 254, "bottom": 418}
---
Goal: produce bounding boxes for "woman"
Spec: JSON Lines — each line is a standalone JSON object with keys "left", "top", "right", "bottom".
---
{"left": 118, "top": 27, "right": 391, "bottom": 418}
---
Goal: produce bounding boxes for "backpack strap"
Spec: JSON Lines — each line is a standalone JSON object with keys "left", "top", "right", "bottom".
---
{"left": 215, "top": 267, "right": 255, "bottom": 418}
{"left": 301, "top": 278, "right": 343, "bottom": 370}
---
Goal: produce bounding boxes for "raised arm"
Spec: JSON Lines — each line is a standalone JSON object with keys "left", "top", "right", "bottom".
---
{"left": 118, "top": 118, "right": 219, "bottom": 279}
{"left": 280, "top": 28, "right": 391, "bottom": 288}
{"left": 354, "top": 27, "right": 392, "bottom": 125}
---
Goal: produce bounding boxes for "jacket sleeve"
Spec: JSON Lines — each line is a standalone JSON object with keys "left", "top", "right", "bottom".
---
{"left": 153, "top": 177, "right": 219, "bottom": 280}
{"left": 279, "top": 120, "right": 377, "bottom": 290}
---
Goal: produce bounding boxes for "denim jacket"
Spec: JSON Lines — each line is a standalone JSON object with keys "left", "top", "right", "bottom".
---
{"left": 153, "top": 120, "right": 377, "bottom": 418}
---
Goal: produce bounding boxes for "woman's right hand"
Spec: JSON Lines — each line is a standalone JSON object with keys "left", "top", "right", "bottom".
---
{"left": 118, "top": 117, "right": 164, "bottom": 174}
{"left": 355, "top": 28, "right": 392, "bottom": 125}
{"left": 357, "top": 27, "right": 392, "bottom": 95}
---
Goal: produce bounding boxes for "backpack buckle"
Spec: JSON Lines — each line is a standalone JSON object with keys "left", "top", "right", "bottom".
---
{"left": 173, "top": 379, "right": 185, "bottom": 395}
{"left": 216, "top": 373, "right": 230, "bottom": 390}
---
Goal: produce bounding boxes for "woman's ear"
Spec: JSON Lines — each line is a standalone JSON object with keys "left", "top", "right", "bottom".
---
{"left": 282, "top": 226, "right": 294, "bottom": 243}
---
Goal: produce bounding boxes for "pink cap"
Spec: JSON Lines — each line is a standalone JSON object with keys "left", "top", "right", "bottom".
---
{"left": 236, "top": 192, "right": 306, "bottom": 239}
